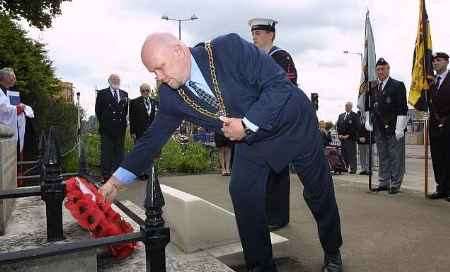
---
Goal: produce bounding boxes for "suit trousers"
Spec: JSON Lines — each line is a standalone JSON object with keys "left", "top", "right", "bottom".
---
{"left": 358, "top": 144, "right": 372, "bottom": 172}
{"left": 430, "top": 124, "right": 450, "bottom": 195}
{"left": 100, "top": 133, "right": 125, "bottom": 180}
{"left": 341, "top": 139, "right": 357, "bottom": 172}
{"left": 266, "top": 167, "right": 290, "bottom": 227}
{"left": 229, "top": 142, "right": 342, "bottom": 271}
{"left": 375, "top": 131, "right": 404, "bottom": 188}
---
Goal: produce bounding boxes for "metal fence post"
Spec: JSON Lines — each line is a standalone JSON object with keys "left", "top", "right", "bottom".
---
{"left": 41, "top": 127, "right": 66, "bottom": 242}
{"left": 141, "top": 164, "right": 170, "bottom": 272}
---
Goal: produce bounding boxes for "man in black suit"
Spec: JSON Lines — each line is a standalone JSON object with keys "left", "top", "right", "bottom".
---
{"left": 95, "top": 74, "right": 128, "bottom": 181}
{"left": 428, "top": 52, "right": 450, "bottom": 202}
{"left": 365, "top": 58, "right": 408, "bottom": 194}
{"left": 336, "top": 102, "right": 359, "bottom": 174}
{"left": 129, "top": 83, "right": 158, "bottom": 141}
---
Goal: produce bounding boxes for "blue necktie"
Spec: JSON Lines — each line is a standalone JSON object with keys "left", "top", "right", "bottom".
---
{"left": 187, "top": 81, "right": 218, "bottom": 111}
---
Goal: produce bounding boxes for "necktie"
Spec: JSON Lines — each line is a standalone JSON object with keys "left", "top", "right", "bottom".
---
{"left": 378, "top": 82, "right": 383, "bottom": 93}
{"left": 344, "top": 113, "right": 348, "bottom": 120}
{"left": 436, "top": 76, "right": 442, "bottom": 90}
{"left": 144, "top": 98, "right": 151, "bottom": 115}
{"left": 113, "top": 90, "right": 119, "bottom": 103}
{"left": 187, "top": 81, "right": 218, "bottom": 111}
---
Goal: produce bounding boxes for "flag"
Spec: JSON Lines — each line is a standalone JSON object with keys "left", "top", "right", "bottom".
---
{"left": 409, "top": 0, "right": 433, "bottom": 111}
{"left": 357, "top": 11, "right": 377, "bottom": 113}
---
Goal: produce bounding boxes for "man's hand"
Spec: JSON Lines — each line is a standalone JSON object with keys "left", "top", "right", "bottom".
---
{"left": 359, "top": 137, "right": 366, "bottom": 143}
{"left": 365, "top": 120, "right": 373, "bottom": 132}
{"left": 99, "top": 176, "right": 122, "bottom": 202}
{"left": 395, "top": 130, "right": 404, "bottom": 141}
{"left": 16, "top": 103, "right": 25, "bottom": 115}
{"left": 220, "top": 117, "right": 246, "bottom": 141}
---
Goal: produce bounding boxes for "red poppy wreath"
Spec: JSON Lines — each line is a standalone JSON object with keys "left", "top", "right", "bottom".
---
{"left": 65, "top": 177, "right": 137, "bottom": 259}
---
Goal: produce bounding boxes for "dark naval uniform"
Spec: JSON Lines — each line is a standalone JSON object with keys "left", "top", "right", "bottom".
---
{"left": 266, "top": 46, "right": 298, "bottom": 229}
{"left": 95, "top": 87, "right": 128, "bottom": 181}
{"left": 366, "top": 76, "right": 408, "bottom": 190}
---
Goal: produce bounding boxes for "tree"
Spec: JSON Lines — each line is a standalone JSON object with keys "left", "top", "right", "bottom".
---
{"left": 0, "top": 14, "right": 78, "bottom": 159}
{"left": 0, "top": 0, "right": 70, "bottom": 29}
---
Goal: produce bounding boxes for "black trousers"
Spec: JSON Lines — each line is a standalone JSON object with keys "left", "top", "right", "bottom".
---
{"left": 229, "top": 143, "right": 342, "bottom": 271}
{"left": 266, "top": 167, "right": 290, "bottom": 227}
{"left": 100, "top": 133, "right": 125, "bottom": 180}
{"left": 430, "top": 124, "right": 450, "bottom": 195}
{"left": 341, "top": 139, "right": 357, "bottom": 172}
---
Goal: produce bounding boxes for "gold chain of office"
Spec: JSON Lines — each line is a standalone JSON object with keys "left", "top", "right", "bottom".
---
{"left": 177, "top": 41, "right": 227, "bottom": 119}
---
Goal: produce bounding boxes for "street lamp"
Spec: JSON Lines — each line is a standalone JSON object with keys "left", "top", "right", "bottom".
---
{"left": 343, "top": 50, "right": 363, "bottom": 62}
{"left": 161, "top": 14, "right": 199, "bottom": 40}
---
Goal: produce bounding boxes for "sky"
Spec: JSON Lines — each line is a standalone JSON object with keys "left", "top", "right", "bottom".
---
{"left": 22, "top": 0, "right": 450, "bottom": 122}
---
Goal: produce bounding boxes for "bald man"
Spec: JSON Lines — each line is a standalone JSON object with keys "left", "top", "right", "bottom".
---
{"left": 100, "top": 33, "right": 343, "bottom": 272}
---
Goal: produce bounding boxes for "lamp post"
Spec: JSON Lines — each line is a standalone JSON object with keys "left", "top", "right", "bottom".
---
{"left": 161, "top": 14, "right": 199, "bottom": 40}
{"left": 343, "top": 50, "right": 363, "bottom": 62}
{"left": 161, "top": 14, "right": 199, "bottom": 136}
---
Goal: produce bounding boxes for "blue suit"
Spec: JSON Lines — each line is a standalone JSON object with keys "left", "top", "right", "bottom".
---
{"left": 121, "top": 33, "right": 342, "bottom": 270}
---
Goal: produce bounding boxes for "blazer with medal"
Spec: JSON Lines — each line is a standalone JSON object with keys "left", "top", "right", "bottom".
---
{"left": 429, "top": 72, "right": 450, "bottom": 129}
{"left": 336, "top": 111, "right": 359, "bottom": 141}
{"left": 121, "top": 33, "right": 319, "bottom": 175}
{"left": 95, "top": 88, "right": 128, "bottom": 137}
{"left": 366, "top": 77, "right": 408, "bottom": 134}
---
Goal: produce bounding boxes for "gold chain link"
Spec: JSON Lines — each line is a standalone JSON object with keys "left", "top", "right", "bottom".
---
{"left": 177, "top": 41, "right": 227, "bottom": 119}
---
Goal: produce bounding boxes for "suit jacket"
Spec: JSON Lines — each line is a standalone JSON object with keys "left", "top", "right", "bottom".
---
{"left": 366, "top": 77, "right": 408, "bottom": 136}
{"left": 121, "top": 33, "right": 319, "bottom": 175}
{"left": 430, "top": 71, "right": 450, "bottom": 130}
{"left": 95, "top": 88, "right": 128, "bottom": 137}
{"left": 129, "top": 96, "right": 158, "bottom": 139}
{"left": 336, "top": 111, "right": 359, "bottom": 141}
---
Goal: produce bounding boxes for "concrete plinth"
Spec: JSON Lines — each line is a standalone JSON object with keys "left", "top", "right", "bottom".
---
{"left": 0, "top": 135, "right": 17, "bottom": 235}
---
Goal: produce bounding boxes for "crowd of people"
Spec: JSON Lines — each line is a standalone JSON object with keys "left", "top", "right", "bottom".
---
{"left": 2, "top": 15, "right": 449, "bottom": 272}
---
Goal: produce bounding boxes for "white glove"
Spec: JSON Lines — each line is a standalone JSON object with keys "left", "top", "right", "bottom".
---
{"left": 364, "top": 111, "right": 373, "bottom": 132}
{"left": 395, "top": 115, "right": 408, "bottom": 140}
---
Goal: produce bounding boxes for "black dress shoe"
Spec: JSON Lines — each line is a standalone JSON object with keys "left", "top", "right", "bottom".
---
{"left": 447, "top": 196, "right": 450, "bottom": 202}
{"left": 323, "top": 251, "right": 343, "bottom": 272}
{"left": 389, "top": 187, "right": 400, "bottom": 194}
{"left": 428, "top": 192, "right": 447, "bottom": 199}
{"left": 359, "top": 171, "right": 367, "bottom": 175}
{"left": 374, "top": 185, "right": 388, "bottom": 192}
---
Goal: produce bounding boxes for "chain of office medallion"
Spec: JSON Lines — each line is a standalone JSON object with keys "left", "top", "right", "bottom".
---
{"left": 177, "top": 41, "right": 227, "bottom": 119}
{"left": 204, "top": 41, "right": 227, "bottom": 117}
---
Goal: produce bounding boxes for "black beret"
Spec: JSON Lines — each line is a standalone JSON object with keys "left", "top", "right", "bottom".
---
{"left": 433, "top": 52, "right": 449, "bottom": 60}
{"left": 376, "top": 58, "right": 389, "bottom": 66}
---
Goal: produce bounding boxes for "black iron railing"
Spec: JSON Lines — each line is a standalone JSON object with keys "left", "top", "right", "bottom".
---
{"left": 0, "top": 127, "right": 170, "bottom": 271}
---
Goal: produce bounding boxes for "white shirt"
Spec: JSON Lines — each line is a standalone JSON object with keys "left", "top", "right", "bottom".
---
{"left": 378, "top": 76, "right": 390, "bottom": 91}
{"left": 436, "top": 70, "right": 448, "bottom": 89}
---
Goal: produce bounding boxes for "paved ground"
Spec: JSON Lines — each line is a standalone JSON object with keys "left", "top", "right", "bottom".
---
{"left": 118, "top": 145, "right": 450, "bottom": 272}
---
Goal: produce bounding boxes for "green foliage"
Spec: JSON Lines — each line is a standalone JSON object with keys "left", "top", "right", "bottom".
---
{"left": 0, "top": 0, "right": 70, "bottom": 29}
{"left": 74, "top": 133, "right": 215, "bottom": 175}
{"left": 157, "top": 139, "right": 213, "bottom": 174}
{"left": 0, "top": 15, "right": 78, "bottom": 160}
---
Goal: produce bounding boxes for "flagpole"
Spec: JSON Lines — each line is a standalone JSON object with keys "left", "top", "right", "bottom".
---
{"left": 368, "top": 82, "right": 374, "bottom": 192}
{"left": 422, "top": 0, "right": 431, "bottom": 198}
{"left": 424, "top": 114, "right": 429, "bottom": 197}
